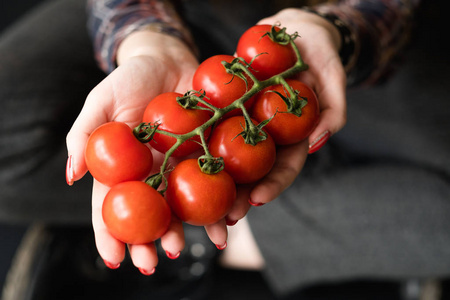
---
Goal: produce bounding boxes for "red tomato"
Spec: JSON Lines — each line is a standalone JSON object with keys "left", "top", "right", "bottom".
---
{"left": 251, "top": 79, "right": 320, "bottom": 145}
{"left": 236, "top": 24, "right": 297, "bottom": 80}
{"left": 165, "top": 159, "right": 236, "bottom": 226}
{"left": 102, "top": 181, "right": 171, "bottom": 244}
{"left": 192, "top": 54, "right": 254, "bottom": 116}
{"left": 208, "top": 116, "right": 276, "bottom": 184}
{"left": 85, "top": 122, "right": 153, "bottom": 187}
{"left": 142, "top": 92, "right": 211, "bottom": 157}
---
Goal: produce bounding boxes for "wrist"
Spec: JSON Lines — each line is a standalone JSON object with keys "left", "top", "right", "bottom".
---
{"left": 302, "top": 8, "right": 356, "bottom": 71}
{"left": 117, "top": 30, "right": 196, "bottom": 66}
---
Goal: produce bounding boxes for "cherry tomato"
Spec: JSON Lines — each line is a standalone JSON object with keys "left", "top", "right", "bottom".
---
{"left": 236, "top": 24, "right": 297, "bottom": 80}
{"left": 192, "top": 54, "right": 254, "bottom": 116}
{"left": 251, "top": 79, "right": 320, "bottom": 145}
{"left": 85, "top": 122, "right": 153, "bottom": 187}
{"left": 208, "top": 116, "right": 276, "bottom": 184}
{"left": 102, "top": 181, "right": 171, "bottom": 244}
{"left": 142, "top": 92, "right": 211, "bottom": 157}
{"left": 165, "top": 159, "right": 236, "bottom": 226}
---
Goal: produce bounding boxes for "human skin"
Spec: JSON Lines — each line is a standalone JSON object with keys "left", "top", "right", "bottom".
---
{"left": 66, "top": 8, "right": 346, "bottom": 273}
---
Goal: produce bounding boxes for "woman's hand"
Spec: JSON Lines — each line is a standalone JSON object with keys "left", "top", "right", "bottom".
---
{"left": 66, "top": 31, "right": 198, "bottom": 274}
{"left": 228, "top": 8, "right": 347, "bottom": 222}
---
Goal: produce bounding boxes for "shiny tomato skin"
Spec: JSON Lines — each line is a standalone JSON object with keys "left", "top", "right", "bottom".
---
{"left": 165, "top": 159, "right": 236, "bottom": 226}
{"left": 236, "top": 24, "right": 297, "bottom": 80}
{"left": 102, "top": 181, "right": 171, "bottom": 244}
{"left": 142, "top": 92, "right": 211, "bottom": 157}
{"left": 192, "top": 54, "right": 254, "bottom": 116}
{"left": 85, "top": 122, "right": 153, "bottom": 187}
{"left": 208, "top": 116, "right": 276, "bottom": 184}
{"left": 251, "top": 79, "right": 320, "bottom": 145}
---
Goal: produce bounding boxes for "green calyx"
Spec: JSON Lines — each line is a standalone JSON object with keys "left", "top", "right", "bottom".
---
{"left": 263, "top": 24, "right": 299, "bottom": 46}
{"left": 133, "top": 122, "right": 159, "bottom": 143}
{"left": 270, "top": 88, "right": 308, "bottom": 117}
{"left": 234, "top": 116, "right": 269, "bottom": 146}
{"left": 221, "top": 57, "right": 251, "bottom": 88}
{"left": 176, "top": 90, "right": 213, "bottom": 112}
{"left": 198, "top": 155, "right": 225, "bottom": 175}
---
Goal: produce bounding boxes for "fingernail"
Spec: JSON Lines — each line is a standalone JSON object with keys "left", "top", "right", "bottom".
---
{"left": 139, "top": 267, "right": 156, "bottom": 276}
{"left": 216, "top": 241, "right": 227, "bottom": 250}
{"left": 165, "top": 250, "right": 180, "bottom": 259}
{"left": 248, "top": 198, "right": 264, "bottom": 207}
{"left": 104, "top": 260, "right": 120, "bottom": 269}
{"left": 66, "top": 155, "right": 74, "bottom": 186}
{"left": 308, "top": 131, "right": 330, "bottom": 154}
{"left": 225, "top": 217, "right": 238, "bottom": 226}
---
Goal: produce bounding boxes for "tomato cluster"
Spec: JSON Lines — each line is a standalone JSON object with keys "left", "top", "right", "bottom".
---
{"left": 83, "top": 24, "right": 319, "bottom": 247}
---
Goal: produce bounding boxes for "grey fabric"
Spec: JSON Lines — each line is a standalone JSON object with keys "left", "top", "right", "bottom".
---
{"left": 0, "top": 0, "right": 104, "bottom": 223}
{"left": 0, "top": 0, "right": 449, "bottom": 297}
{"left": 247, "top": 1, "right": 450, "bottom": 295}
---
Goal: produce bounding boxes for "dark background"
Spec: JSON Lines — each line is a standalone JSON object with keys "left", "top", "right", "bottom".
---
{"left": 0, "top": 0, "right": 47, "bottom": 290}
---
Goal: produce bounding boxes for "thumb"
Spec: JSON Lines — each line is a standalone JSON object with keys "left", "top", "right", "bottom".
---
{"left": 65, "top": 82, "right": 112, "bottom": 185}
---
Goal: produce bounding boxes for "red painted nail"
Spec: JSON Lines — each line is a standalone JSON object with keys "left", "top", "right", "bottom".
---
{"left": 248, "top": 199, "right": 264, "bottom": 207}
{"left": 139, "top": 267, "right": 156, "bottom": 276}
{"left": 216, "top": 242, "right": 227, "bottom": 250}
{"left": 308, "top": 131, "right": 330, "bottom": 154}
{"left": 225, "top": 217, "right": 238, "bottom": 226}
{"left": 104, "top": 260, "right": 120, "bottom": 269}
{"left": 65, "top": 155, "right": 74, "bottom": 186}
{"left": 165, "top": 251, "right": 180, "bottom": 259}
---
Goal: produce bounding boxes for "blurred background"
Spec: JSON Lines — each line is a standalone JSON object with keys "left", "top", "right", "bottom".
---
{"left": 0, "top": 0, "right": 46, "bottom": 290}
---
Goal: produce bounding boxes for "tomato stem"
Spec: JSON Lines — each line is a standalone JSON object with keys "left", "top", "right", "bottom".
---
{"left": 135, "top": 24, "right": 309, "bottom": 174}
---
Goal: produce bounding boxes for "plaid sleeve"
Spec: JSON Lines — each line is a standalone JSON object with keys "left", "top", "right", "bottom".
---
{"left": 87, "top": 0, "right": 195, "bottom": 74}
{"left": 308, "top": 0, "right": 421, "bottom": 86}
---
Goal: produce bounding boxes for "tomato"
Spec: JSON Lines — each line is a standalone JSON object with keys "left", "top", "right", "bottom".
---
{"left": 192, "top": 54, "right": 254, "bottom": 116}
{"left": 102, "top": 181, "right": 171, "bottom": 244}
{"left": 236, "top": 24, "right": 297, "bottom": 80}
{"left": 251, "top": 79, "right": 320, "bottom": 145}
{"left": 142, "top": 92, "right": 211, "bottom": 157}
{"left": 85, "top": 122, "right": 153, "bottom": 187}
{"left": 165, "top": 159, "right": 236, "bottom": 226}
{"left": 208, "top": 116, "right": 276, "bottom": 184}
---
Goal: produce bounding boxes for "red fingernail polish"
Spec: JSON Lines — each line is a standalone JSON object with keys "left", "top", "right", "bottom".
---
{"left": 139, "top": 267, "right": 155, "bottom": 276}
{"left": 248, "top": 199, "right": 264, "bottom": 207}
{"left": 216, "top": 242, "right": 227, "bottom": 250}
{"left": 309, "top": 131, "right": 330, "bottom": 154}
{"left": 225, "top": 217, "right": 238, "bottom": 226}
{"left": 166, "top": 251, "right": 180, "bottom": 259}
{"left": 65, "top": 155, "right": 74, "bottom": 186}
{"left": 104, "top": 260, "right": 120, "bottom": 269}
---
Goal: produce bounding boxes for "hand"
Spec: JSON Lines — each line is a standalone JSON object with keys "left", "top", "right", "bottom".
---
{"left": 66, "top": 31, "right": 198, "bottom": 273}
{"left": 229, "top": 8, "right": 347, "bottom": 218}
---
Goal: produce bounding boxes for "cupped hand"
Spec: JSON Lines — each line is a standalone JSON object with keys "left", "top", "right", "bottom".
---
{"left": 66, "top": 31, "right": 199, "bottom": 273}
{"left": 228, "top": 8, "right": 347, "bottom": 219}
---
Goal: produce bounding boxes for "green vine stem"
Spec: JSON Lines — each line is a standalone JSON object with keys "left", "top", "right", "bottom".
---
{"left": 137, "top": 26, "right": 308, "bottom": 187}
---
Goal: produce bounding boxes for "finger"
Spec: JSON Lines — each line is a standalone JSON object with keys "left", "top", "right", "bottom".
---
{"left": 204, "top": 218, "right": 228, "bottom": 250}
{"left": 92, "top": 179, "right": 126, "bottom": 268}
{"left": 225, "top": 185, "right": 252, "bottom": 226}
{"left": 300, "top": 56, "right": 347, "bottom": 154}
{"left": 250, "top": 140, "right": 309, "bottom": 205}
{"left": 160, "top": 216, "right": 185, "bottom": 259}
{"left": 128, "top": 243, "right": 158, "bottom": 275}
{"left": 65, "top": 81, "right": 113, "bottom": 184}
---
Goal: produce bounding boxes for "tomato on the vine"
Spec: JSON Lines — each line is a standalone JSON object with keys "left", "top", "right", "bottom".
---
{"left": 192, "top": 54, "right": 255, "bottom": 116}
{"left": 236, "top": 24, "right": 297, "bottom": 80}
{"left": 208, "top": 116, "right": 276, "bottom": 184}
{"left": 251, "top": 79, "right": 320, "bottom": 145}
{"left": 85, "top": 122, "right": 153, "bottom": 187}
{"left": 102, "top": 181, "right": 171, "bottom": 244}
{"left": 165, "top": 158, "right": 236, "bottom": 226}
{"left": 142, "top": 92, "right": 211, "bottom": 157}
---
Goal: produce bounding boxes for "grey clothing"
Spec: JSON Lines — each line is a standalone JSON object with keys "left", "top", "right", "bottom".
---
{"left": 0, "top": 0, "right": 449, "bottom": 297}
